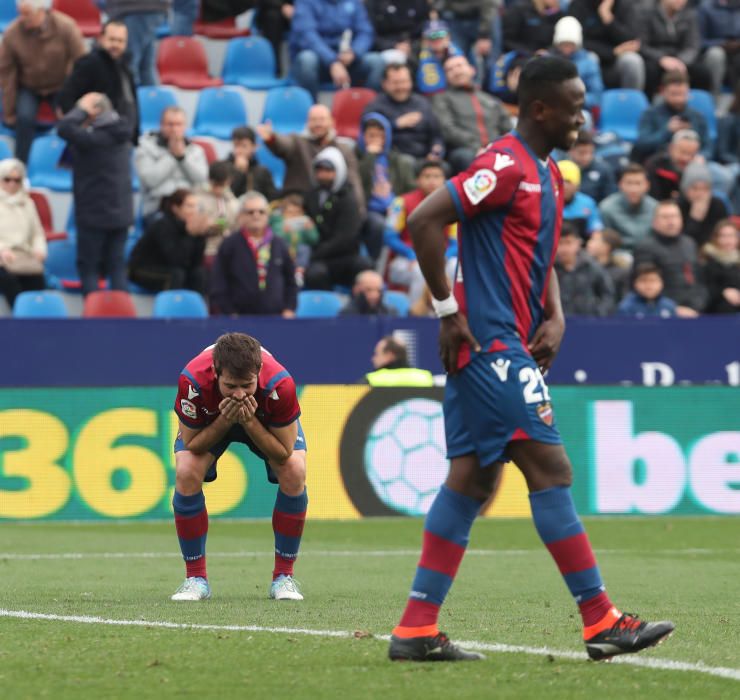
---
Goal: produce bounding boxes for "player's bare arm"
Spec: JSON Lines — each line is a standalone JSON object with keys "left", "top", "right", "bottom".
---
{"left": 408, "top": 186, "right": 480, "bottom": 374}
{"left": 238, "top": 395, "right": 297, "bottom": 465}
{"left": 528, "top": 272, "right": 566, "bottom": 372}
{"left": 178, "top": 397, "right": 242, "bottom": 455}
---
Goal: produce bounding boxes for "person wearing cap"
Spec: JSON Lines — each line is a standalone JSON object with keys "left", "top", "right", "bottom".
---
{"left": 503, "top": 0, "right": 564, "bottom": 55}
{"left": 550, "top": 16, "right": 603, "bottom": 111}
{"left": 567, "top": 130, "right": 616, "bottom": 203}
{"left": 416, "top": 19, "right": 463, "bottom": 95}
{"left": 559, "top": 160, "right": 604, "bottom": 240}
{"left": 677, "top": 160, "right": 730, "bottom": 248}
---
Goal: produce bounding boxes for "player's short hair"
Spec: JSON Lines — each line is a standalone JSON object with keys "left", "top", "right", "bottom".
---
{"left": 633, "top": 262, "right": 663, "bottom": 281}
{"left": 231, "top": 125, "right": 256, "bottom": 143}
{"left": 213, "top": 333, "right": 262, "bottom": 378}
{"left": 380, "top": 336, "right": 409, "bottom": 367}
{"left": 619, "top": 162, "right": 647, "bottom": 180}
{"left": 416, "top": 160, "right": 445, "bottom": 178}
{"left": 517, "top": 56, "right": 579, "bottom": 112}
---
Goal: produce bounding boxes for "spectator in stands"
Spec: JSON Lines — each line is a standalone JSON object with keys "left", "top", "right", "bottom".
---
{"left": 288, "top": 0, "right": 384, "bottom": 99}
{"left": 366, "top": 0, "right": 429, "bottom": 61}
{"left": 555, "top": 221, "right": 615, "bottom": 316}
{"left": 567, "top": 130, "right": 616, "bottom": 203}
{"left": 0, "top": 158, "right": 46, "bottom": 306}
{"left": 197, "top": 160, "right": 241, "bottom": 263}
{"left": 633, "top": 71, "right": 711, "bottom": 163}
{"left": 435, "top": 0, "right": 498, "bottom": 63}
{"left": 339, "top": 269, "right": 397, "bottom": 316}
{"left": 363, "top": 63, "right": 445, "bottom": 168}
{"left": 568, "top": 0, "right": 645, "bottom": 90}
{"left": 645, "top": 129, "right": 702, "bottom": 202}
{"left": 586, "top": 228, "right": 630, "bottom": 300}
{"left": 256, "top": 105, "right": 365, "bottom": 214}
{"left": 432, "top": 54, "right": 512, "bottom": 173}
{"left": 550, "top": 16, "right": 603, "bottom": 111}
{"left": 559, "top": 160, "right": 604, "bottom": 240}
{"left": 365, "top": 334, "right": 434, "bottom": 385}
{"left": 416, "top": 20, "right": 462, "bottom": 95}
{"left": 57, "top": 92, "right": 134, "bottom": 297}
{"left": 227, "top": 126, "right": 278, "bottom": 201}
{"left": 716, "top": 80, "right": 739, "bottom": 211}
{"left": 210, "top": 191, "right": 297, "bottom": 317}
{"left": 488, "top": 49, "right": 530, "bottom": 115}
{"left": 256, "top": 1, "right": 294, "bottom": 74}
{"left": 385, "top": 160, "right": 457, "bottom": 306}
{"left": 135, "top": 106, "right": 209, "bottom": 221}
{"left": 633, "top": 199, "right": 708, "bottom": 316}
{"left": 503, "top": 0, "right": 564, "bottom": 55}
{"left": 0, "top": 0, "right": 86, "bottom": 164}
{"left": 269, "top": 192, "right": 319, "bottom": 285}
{"left": 172, "top": 0, "right": 199, "bottom": 36}
{"left": 698, "top": 0, "right": 740, "bottom": 96}
{"left": 58, "top": 20, "right": 139, "bottom": 144}
{"left": 356, "top": 113, "right": 416, "bottom": 261}
{"left": 639, "top": 0, "right": 712, "bottom": 96}
{"left": 599, "top": 162, "right": 658, "bottom": 251}
{"left": 128, "top": 188, "right": 209, "bottom": 294}
{"left": 617, "top": 262, "right": 678, "bottom": 317}
{"left": 678, "top": 160, "right": 730, "bottom": 247}
{"left": 104, "top": 0, "right": 170, "bottom": 87}
{"left": 303, "top": 147, "right": 371, "bottom": 290}
{"left": 701, "top": 218, "right": 740, "bottom": 314}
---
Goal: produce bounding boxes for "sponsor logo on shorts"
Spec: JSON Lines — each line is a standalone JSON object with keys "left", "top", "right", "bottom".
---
{"left": 536, "top": 402, "right": 554, "bottom": 426}
{"left": 490, "top": 357, "right": 511, "bottom": 382}
{"left": 463, "top": 168, "right": 497, "bottom": 204}
{"left": 180, "top": 399, "right": 197, "bottom": 419}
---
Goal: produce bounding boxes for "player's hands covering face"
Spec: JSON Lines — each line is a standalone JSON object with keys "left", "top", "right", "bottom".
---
{"left": 528, "top": 316, "right": 565, "bottom": 372}
{"left": 219, "top": 397, "right": 243, "bottom": 425}
{"left": 237, "top": 396, "right": 258, "bottom": 427}
{"left": 439, "top": 314, "right": 481, "bottom": 375}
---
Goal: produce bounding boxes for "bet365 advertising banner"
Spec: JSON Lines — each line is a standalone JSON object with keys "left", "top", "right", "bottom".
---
{"left": 0, "top": 386, "right": 737, "bottom": 521}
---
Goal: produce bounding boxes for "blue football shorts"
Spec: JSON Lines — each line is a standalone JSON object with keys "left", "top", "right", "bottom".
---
{"left": 174, "top": 419, "right": 307, "bottom": 484}
{"left": 445, "top": 347, "right": 562, "bottom": 466}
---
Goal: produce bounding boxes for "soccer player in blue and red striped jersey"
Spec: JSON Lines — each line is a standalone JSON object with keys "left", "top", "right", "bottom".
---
{"left": 171, "top": 332, "right": 307, "bottom": 602}
{"left": 388, "top": 56, "right": 675, "bottom": 663}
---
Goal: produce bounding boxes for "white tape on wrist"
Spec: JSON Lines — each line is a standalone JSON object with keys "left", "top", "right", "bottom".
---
{"left": 431, "top": 294, "right": 459, "bottom": 318}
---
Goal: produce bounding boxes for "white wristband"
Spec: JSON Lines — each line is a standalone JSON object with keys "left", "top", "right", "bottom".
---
{"left": 431, "top": 294, "right": 459, "bottom": 318}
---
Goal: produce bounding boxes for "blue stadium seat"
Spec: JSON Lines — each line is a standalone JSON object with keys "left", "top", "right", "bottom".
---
{"left": 45, "top": 239, "right": 80, "bottom": 289}
{"left": 599, "top": 89, "right": 649, "bottom": 143}
{"left": 136, "top": 86, "right": 178, "bottom": 134}
{"left": 688, "top": 89, "right": 718, "bottom": 143}
{"left": 296, "top": 290, "right": 343, "bottom": 318}
{"left": 0, "top": 140, "right": 11, "bottom": 160}
{"left": 13, "top": 290, "right": 68, "bottom": 318}
{"left": 222, "top": 37, "right": 288, "bottom": 89}
{"left": 261, "top": 86, "right": 313, "bottom": 133}
{"left": 383, "top": 290, "right": 410, "bottom": 317}
{"left": 256, "top": 141, "right": 285, "bottom": 189}
{"left": 27, "top": 134, "right": 72, "bottom": 191}
{"left": 153, "top": 289, "right": 209, "bottom": 318}
{"left": 191, "top": 87, "right": 248, "bottom": 140}
{"left": 0, "top": 0, "right": 16, "bottom": 32}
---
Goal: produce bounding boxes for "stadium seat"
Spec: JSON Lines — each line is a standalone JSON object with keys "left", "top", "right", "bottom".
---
{"left": 383, "top": 290, "right": 410, "bottom": 317}
{"left": 29, "top": 190, "right": 67, "bottom": 241}
{"left": 27, "top": 134, "right": 72, "bottom": 191}
{"left": 332, "top": 88, "right": 377, "bottom": 140}
{"left": 256, "top": 141, "right": 285, "bottom": 189}
{"left": 222, "top": 37, "right": 287, "bottom": 89}
{"left": 191, "top": 87, "right": 247, "bottom": 140}
{"left": 83, "top": 290, "right": 137, "bottom": 318}
{"left": 157, "top": 37, "right": 224, "bottom": 89}
{"left": 295, "top": 290, "right": 343, "bottom": 318}
{"left": 261, "top": 86, "right": 313, "bottom": 133}
{"left": 0, "top": 140, "right": 12, "bottom": 160}
{"left": 136, "top": 86, "right": 179, "bottom": 134}
{"left": 190, "top": 137, "right": 219, "bottom": 164}
{"left": 52, "top": 0, "right": 101, "bottom": 37}
{"left": 0, "top": 0, "right": 16, "bottom": 32}
{"left": 194, "top": 15, "right": 249, "bottom": 39}
{"left": 65, "top": 202, "right": 77, "bottom": 239}
{"left": 688, "top": 89, "right": 718, "bottom": 143}
{"left": 153, "top": 289, "right": 209, "bottom": 318}
{"left": 599, "top": 89, "right": 649, "bottom": 142}
{"left": 13, "top": 290, "right": 68, "bottom": 318}
{"left": 45, "top": 238, "right": 80, "bottom": 289}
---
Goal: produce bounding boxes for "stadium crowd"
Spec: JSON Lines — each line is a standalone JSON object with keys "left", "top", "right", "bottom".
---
{"left": 0, "top": 0, "right": 737, "bottom": 317}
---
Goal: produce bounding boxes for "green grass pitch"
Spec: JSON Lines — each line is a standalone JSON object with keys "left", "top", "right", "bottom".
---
{"left": 2, "top": 517, "right": 738, "bottom": 699}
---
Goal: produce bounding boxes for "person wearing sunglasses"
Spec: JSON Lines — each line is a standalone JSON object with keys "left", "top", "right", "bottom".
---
{"left": 0, "top": 157, "right": 47, "bottom": 308}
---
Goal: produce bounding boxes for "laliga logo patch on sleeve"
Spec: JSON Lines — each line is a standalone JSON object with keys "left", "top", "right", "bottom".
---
{"left": 180, "top": 399, "right": 197, "bottom": 420}
{"left": 463, "top": 169, "right": 497, "bottom": 205}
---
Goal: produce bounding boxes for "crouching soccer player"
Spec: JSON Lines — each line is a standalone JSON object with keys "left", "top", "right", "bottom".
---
{"left": 171, "top": 332, "right": 307, "bottom": 601}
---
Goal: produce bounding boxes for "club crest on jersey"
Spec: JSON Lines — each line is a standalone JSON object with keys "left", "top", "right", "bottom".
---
{"left": 536, "top": 402, "right": 554, "bottom": 426}
{"left": 180, "top": 399, "right": 197, "bottom": 420}
{"left": 464, "top": 169, "right": 497, "bottom": 204}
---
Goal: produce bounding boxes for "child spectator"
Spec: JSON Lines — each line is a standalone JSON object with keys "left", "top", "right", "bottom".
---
{"left": 617, "top": 263, "right": 677, "bottom": 318}
{"left": 586, "top": 228, "right": 631, "bottom": 302}
{"left": 567, "top": 130, "right": 616, "bottom": 204}
{"left": 559, "top": 160, "right": 604, "bottom": 240}
{"left": 227, "top": 126, "right": 278, "bottom": 202}
{"left": 551, "top": 16, "right": 603, "bottom": 111}
{"left": 701, "top": 218, "right": 740, "bottom": 314}
{"left": 270, "top": 192, "right": 319, "bottom": 286}
{"left": 198, "top": 160, "right": 241, "bottom": 263}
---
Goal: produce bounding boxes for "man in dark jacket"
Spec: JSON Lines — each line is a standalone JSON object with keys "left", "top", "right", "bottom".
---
{"left": 58, "top": 20, "right": 139, "bottom": 143}
{"left": 227, "top": 126, "right": 278, "bottom": 201}
{"left": 503, "top": 0, "right": 564, "bottom": 55}
{"left": 363, "top": 63, "right": 445, "bottom": 167}
{"left": 340, "top": 270, "right": 398, "bottom": 316}
{"left": 210, "top": 192, "right": 298, "bottom": 316}
{"left": 367, "top": 0, "right": 429, "bottom": 56}
{"left": 645, "top": 128, "right": 701, "bottom": 201}
{"left": 303, "top": 146, "right": 372, "bottom": 289}
{"left": 633, "top": 199, "right": 708, "bottom": 316}
{"left": 57, "top": 92, "right": 134, "bottom": 297}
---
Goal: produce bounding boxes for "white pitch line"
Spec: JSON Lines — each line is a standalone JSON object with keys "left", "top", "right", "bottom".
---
{"left": 1, "top": 608, "right": 738, "bottom": 683}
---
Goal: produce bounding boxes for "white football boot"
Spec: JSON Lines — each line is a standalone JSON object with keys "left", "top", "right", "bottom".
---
{"left": 171, "top": 576, "right": 211, "bottom": 601}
